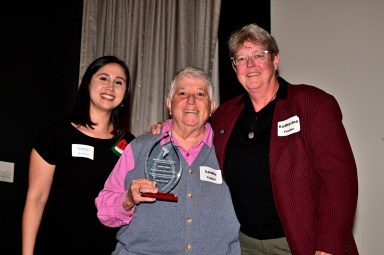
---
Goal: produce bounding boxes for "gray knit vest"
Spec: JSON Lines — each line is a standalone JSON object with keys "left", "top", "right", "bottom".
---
{"left": 113, "top": 132, "right": 240, "bottom": 255}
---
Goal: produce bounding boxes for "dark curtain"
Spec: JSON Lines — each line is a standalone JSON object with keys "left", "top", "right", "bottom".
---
{"left": 218, "top": 0, "right": 271, "bottom": 103}
{"left": 0, "top": 2, "right": 83, "bottom": 254}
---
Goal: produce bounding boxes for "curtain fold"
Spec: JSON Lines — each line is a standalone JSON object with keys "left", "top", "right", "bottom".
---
{"left": 80, "top": 0, "right": 221, "bottom": 135}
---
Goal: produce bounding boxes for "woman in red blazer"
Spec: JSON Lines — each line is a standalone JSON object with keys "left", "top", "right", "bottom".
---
{"left": 212, "top": 23, "right": 358, "bottom": 255}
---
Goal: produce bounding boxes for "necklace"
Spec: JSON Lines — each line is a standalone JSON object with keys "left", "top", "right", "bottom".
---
{"left": 248, "top": 91, "right": 277, "bottom": 139}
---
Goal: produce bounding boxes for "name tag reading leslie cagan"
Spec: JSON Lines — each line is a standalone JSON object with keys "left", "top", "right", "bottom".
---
{"left": 142, "top": 133, "right": 181, "bottom": 202}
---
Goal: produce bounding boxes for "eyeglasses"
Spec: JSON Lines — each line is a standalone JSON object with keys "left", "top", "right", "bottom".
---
{"left": 231, "top": 50, "right": 271, "bottom": 66}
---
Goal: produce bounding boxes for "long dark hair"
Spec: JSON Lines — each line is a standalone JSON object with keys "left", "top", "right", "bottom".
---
{"left": 70, "top": 55, "right": 131, "bottom": 139}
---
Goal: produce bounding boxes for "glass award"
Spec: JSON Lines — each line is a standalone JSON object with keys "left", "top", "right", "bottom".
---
{"left": 142, "top": 133, "right": 181, "bottom": 202}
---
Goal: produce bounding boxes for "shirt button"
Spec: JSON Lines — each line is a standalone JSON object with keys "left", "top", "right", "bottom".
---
{"left": 186, "top": 217, "right": 192, "bottom": 223}
{"left": 187, "top": 193, "right": 193, "bottom": 198}
{"left": 186, "top": 243, "right": 192, "bottom": 250}
{"left": 188, "top": 168, "right": 193, "bottom": 174}
{"left": 186, "top": 152, "right": 190, "bottom": 157}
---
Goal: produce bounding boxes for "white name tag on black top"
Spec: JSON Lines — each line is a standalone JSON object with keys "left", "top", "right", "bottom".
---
{"left": 72, "top": 144, "right": 94, "bottom": 160}
{"left": 278, "top": 115, "right": 301, "bottom": 136}
{"left": 200, "top": 166, "right": 222, "bottom": 184}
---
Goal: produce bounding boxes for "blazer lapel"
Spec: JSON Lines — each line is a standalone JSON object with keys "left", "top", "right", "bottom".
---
{"left": 269, "top": 99, "right": 294, "bottom": 178}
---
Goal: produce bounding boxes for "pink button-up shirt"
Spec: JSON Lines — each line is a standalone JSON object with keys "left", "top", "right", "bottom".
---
{"left": 95, "top": 119, "right": 213, "bottom": 227}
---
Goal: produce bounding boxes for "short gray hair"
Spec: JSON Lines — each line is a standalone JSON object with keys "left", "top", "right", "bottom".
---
{"left": 167, "top": 66, "right": 214, "bottom": 101}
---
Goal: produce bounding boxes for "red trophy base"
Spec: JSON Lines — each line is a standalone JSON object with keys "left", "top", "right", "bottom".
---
{"left": 141, "top": 192, "right": 178, "bottom": 202}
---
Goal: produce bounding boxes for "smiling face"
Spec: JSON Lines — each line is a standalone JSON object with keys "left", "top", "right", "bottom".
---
{"left": 88, "top": 63, "right": 127, "bottom": 114}
{"left": 166, "top": 75, "right": 215, "bottom": 132}
{"left": 233, "top": 40, "right": 279, "bottom": 95}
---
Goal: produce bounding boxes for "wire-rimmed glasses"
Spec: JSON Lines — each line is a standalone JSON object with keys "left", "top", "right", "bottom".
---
{"left": 231, "top": 50, "right": 271, "bottom": 66}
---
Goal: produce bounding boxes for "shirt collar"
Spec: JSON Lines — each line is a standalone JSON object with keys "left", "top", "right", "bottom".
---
{"left": 161, "top": 119, "right": 213, "bottom": 148}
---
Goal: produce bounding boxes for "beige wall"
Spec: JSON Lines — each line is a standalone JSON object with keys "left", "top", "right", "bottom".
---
{"left": 271, "top": 1, "right": 384, "bottom": 254}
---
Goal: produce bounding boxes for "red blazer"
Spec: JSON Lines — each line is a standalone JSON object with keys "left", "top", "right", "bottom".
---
{"left": 212, "top": 81, "right": 358, "bottom": 254}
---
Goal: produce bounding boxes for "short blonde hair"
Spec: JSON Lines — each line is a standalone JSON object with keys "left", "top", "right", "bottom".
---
{"left": 228, "top": 23, "right": 279, "bottom": 59}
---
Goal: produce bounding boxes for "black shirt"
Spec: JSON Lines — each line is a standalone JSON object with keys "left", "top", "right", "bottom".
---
{"left": 224, "top": 82, "right": 288, "bottom": 239}
{"left": 33, "top": 122, "right": 135, "bottom": 254}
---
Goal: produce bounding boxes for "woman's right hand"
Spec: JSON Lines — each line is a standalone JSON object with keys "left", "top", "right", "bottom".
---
{"left": 123, "top": 178, "right": 158, "bottom": 211}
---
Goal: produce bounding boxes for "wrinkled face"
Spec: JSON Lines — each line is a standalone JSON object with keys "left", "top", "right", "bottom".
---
{"left": 89, "top": 63, "right": 127, "bottom": 113}
{"left": 166, "top": 76, "right": 215, "bottom": 130}
{"left": 232, "top": 40, "right": 279, "bottom": 94}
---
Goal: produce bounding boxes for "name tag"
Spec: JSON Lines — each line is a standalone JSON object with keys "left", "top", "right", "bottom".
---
{"left": 72, "top": 144, "right": 94, "bottom": 160}
{"left": 278, "top": 115, "right": 301, "bottom": 136}
{"left": 200, "top": 166, "right": 222, "bottom": 184}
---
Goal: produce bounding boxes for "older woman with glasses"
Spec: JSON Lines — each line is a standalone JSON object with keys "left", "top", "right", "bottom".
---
{"left": 212, "top": 23, "right": 359, "bottom": 255}
{"left": 96, "top": 66, "right": 240, "bottom": 255}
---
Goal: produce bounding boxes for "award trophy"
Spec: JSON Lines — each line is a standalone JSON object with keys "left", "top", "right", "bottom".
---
{"left": 142, "top": 133, "right": 181, "bottom": 202}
